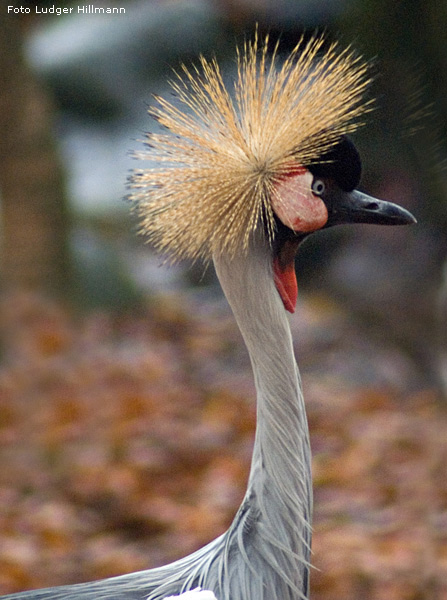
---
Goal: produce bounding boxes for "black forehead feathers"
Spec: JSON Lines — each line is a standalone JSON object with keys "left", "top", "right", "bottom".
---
{"left": 307, "top": 136, "right": 362, "bottom": 192}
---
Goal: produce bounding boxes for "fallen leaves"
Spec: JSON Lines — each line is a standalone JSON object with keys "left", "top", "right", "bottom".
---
{"left": 0, "top": 290, "right": 445, "bottom": 599}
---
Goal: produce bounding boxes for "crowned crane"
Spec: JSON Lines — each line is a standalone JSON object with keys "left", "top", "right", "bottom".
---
{"left": 1, "top": 34, "right": 415, "bottom": 600}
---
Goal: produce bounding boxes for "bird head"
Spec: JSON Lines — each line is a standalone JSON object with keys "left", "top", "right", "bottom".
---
{"left": 131, "top": 34, "right": 415, "bottom": 312}
{"left": 271, "top": 135, "right": 416, "bottom": 312}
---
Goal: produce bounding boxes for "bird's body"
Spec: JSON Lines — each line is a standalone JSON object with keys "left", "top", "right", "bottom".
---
{"left": 1, "top": 33, "right": 415, "bottom": 600}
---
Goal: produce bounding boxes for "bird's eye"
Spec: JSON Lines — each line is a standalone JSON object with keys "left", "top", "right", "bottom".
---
{"left": 311, "top": 178, "right": 325, "bottom": 197}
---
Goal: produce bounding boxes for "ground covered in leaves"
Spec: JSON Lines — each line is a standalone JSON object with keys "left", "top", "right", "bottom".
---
{"left": 0, "top": 291, "right": 445, "bottom": 599}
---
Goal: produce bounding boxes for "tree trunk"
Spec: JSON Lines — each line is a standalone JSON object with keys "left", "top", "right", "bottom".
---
{"left": 0, "top": 11, "right": 70, "bottom": 294}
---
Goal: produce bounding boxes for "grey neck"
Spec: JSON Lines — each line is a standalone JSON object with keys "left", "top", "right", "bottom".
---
{"left": 213, "top": 234, "right": 312, "bottom": 597}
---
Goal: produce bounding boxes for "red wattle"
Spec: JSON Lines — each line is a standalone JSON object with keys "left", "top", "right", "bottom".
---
{"left": 273, "top": 257, "right": 298, "bottom": 313}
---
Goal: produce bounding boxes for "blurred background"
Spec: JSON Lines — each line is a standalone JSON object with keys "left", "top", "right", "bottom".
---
{"left": 0, "top": 0, "right": 446, "bottom": 598}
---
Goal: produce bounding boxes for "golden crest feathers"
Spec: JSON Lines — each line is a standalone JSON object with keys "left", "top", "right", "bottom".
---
{"left": 130, "top": 33, "right": 371, "bottom": 261}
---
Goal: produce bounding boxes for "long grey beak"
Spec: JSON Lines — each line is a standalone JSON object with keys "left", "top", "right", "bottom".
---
{"left": 326, "top": 190, "right": 417, "bottom": 227}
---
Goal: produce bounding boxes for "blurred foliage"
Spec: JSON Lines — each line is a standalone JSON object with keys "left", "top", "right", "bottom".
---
{"left": 0, "top": 291, "right": 445, "bottom": 598}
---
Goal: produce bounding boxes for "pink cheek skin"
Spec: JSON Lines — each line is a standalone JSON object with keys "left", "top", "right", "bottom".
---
{"left": 272, "top": 168, "right": 329, "bottom": 232}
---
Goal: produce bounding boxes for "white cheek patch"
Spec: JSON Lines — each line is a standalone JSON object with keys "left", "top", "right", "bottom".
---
{"left": 271, "top": 168, "right": 328, "bottom": 233}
